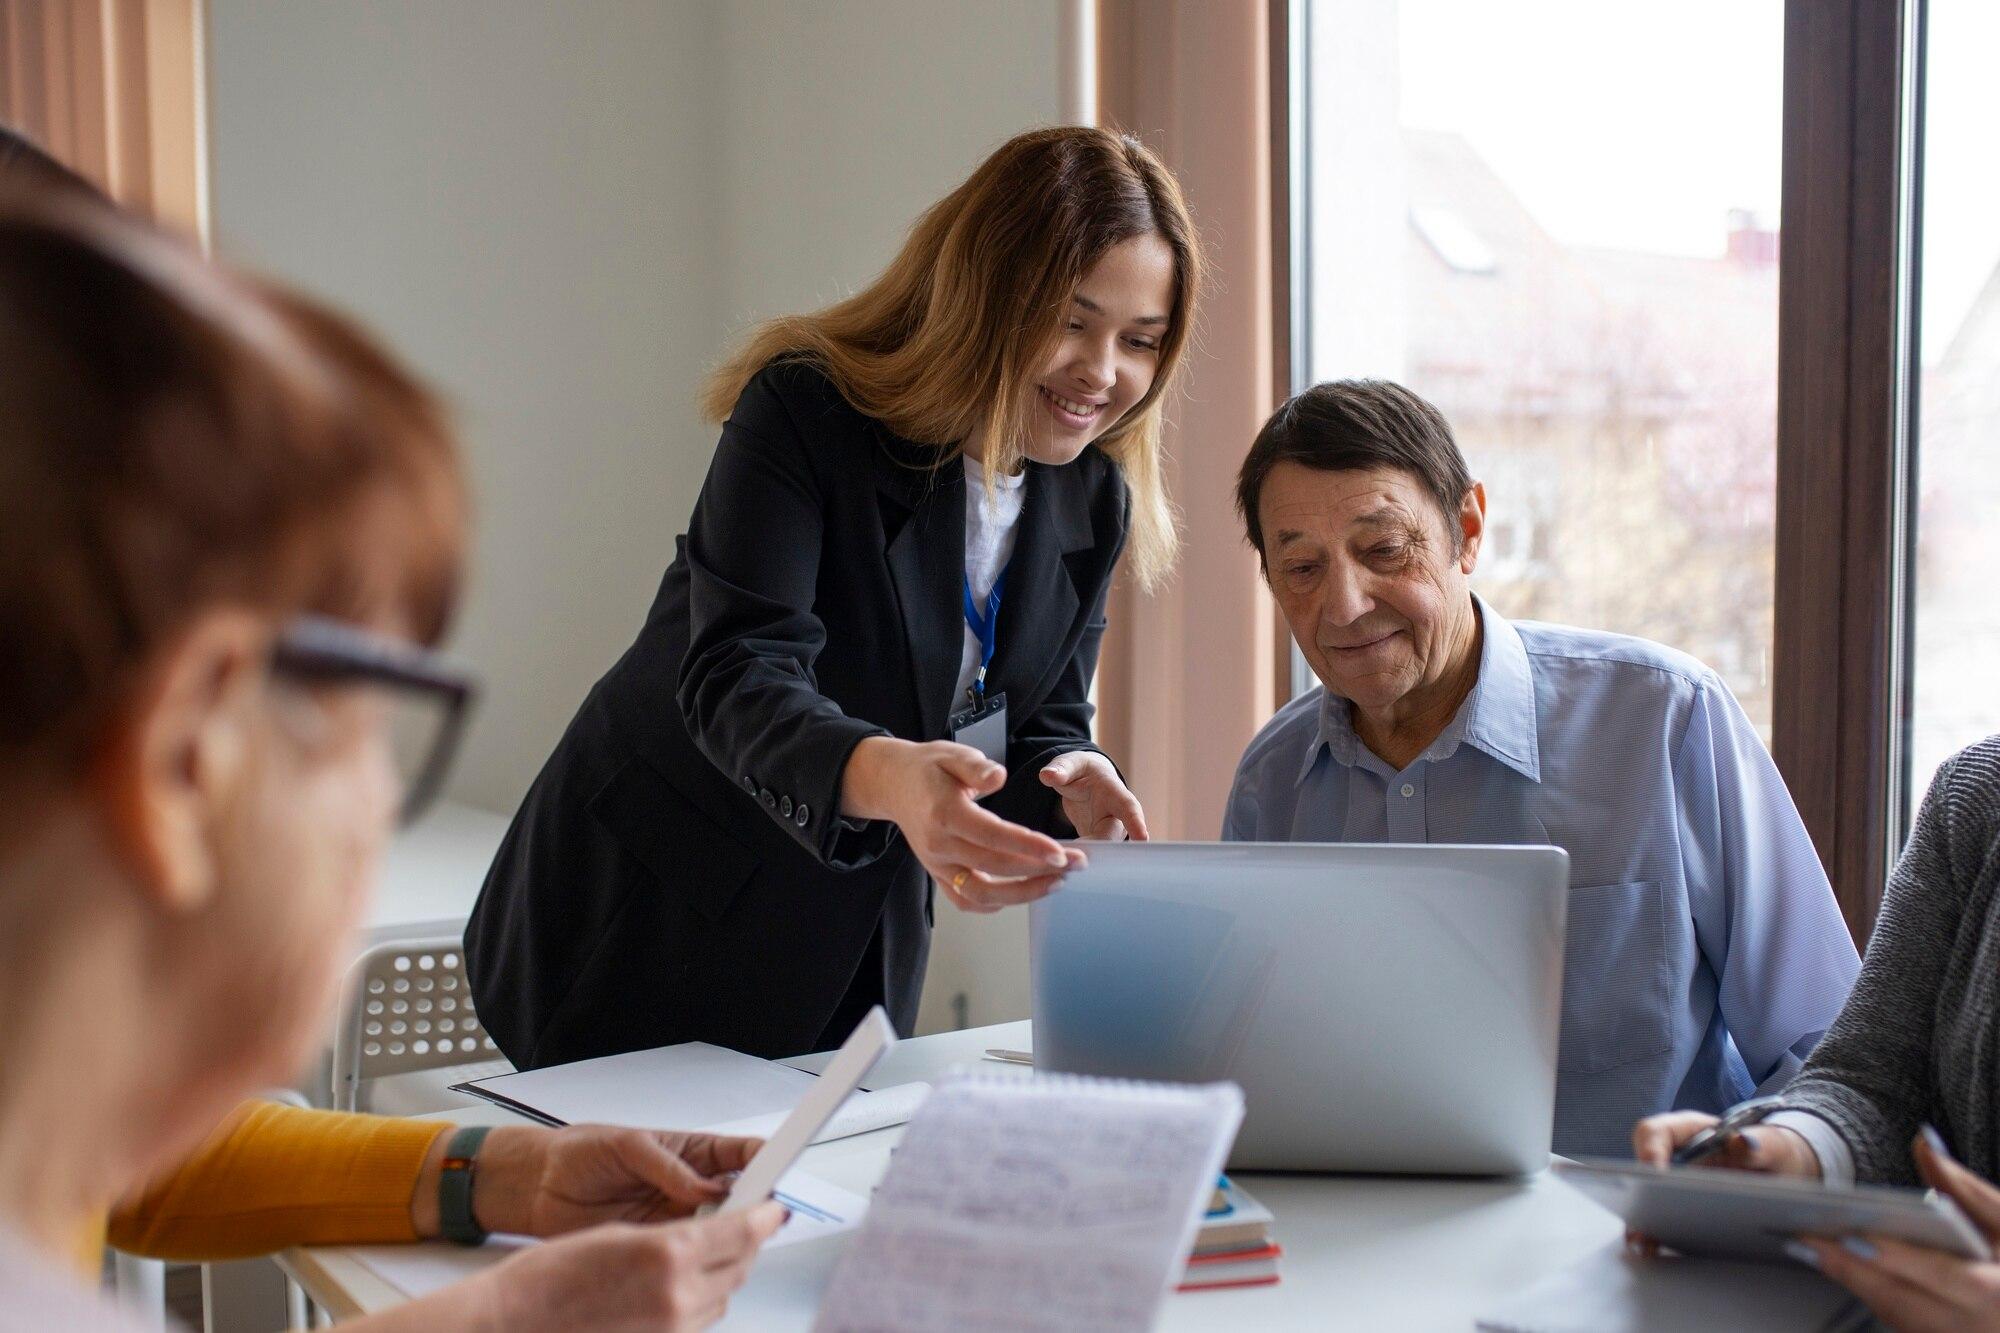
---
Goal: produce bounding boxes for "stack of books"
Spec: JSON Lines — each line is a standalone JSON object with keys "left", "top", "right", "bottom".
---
{"left": 1179, "top": 1177, "right": 1281, "bottom": 1292}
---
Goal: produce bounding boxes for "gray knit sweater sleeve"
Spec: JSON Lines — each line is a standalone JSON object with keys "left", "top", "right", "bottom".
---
{"left": 1778, "top": 741, "right": 2000, "bottom": 1186}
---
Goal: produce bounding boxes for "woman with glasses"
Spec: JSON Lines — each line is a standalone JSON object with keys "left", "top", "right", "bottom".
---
{"left": 0, "top": 190, "right": 780, "bottom": 1329}
{"left": 467, "top": 127, "right": 1201, "bottom": 1068}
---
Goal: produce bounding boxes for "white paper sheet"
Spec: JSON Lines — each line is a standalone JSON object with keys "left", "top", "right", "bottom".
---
{"left": 457, "top": 1042, "right": 819, "bottom": 1128}
{"left": 345, "top": 1170, "right": 869, "bottom": 1300}
{"left": 705, "top": 1079, "right": 930, "bottom": 1144}
{"left": 454, "top": 1040, "right": 927, "bottom": 1145}
{"left": 812, "top": 1072, "right": 1243, "bottom": 1333}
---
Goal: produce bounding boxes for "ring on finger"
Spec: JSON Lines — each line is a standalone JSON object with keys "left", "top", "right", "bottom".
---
{"left": 950, "top": 868, "right": 970, "bottom": 892}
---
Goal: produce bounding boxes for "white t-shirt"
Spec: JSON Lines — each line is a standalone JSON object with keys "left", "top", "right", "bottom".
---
{"left": 953, "top": 466, "right": 1028, "bottom": 711}
{"left": 0, "top": 1226, "right": 163, "bottom": 1333}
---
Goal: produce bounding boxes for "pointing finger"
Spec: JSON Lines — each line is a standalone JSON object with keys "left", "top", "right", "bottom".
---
{"left": 946, "top": 802, "right": 1070, "bottom": 871}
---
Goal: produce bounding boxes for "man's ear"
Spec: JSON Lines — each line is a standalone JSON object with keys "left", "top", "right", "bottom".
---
{"left": 1457, "top": 482, "right": 1487, "bottom": 574}
{"left": 90, "top": 609, "right": 269, "bottom": 914}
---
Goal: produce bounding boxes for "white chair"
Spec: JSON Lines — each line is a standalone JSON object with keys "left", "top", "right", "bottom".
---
{"left": 330, "top": 938, "right": 511, "bottom": 1115}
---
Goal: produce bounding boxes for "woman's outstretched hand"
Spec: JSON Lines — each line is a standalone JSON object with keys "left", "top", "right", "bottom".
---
{"left": 1039, "top": 751, "right": 1149, "bottom": 842}
{"left": 841, "top": 736, "right": 1084, "bottom": 912}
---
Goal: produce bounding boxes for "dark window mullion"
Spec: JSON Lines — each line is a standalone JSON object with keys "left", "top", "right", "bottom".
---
{"left": 1772, "top": 0, "right": 1922, "bottom": 946}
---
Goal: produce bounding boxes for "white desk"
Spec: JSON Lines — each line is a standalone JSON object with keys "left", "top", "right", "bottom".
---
{"left": 283, "top": 1022, "right": 1623, "bottom": 1330}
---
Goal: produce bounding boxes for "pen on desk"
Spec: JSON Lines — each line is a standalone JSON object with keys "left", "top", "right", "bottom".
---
{"left": 983, "top": 1049, "right": 1033, "bottom": 1066}
{"left": 1670, "top": 1095, "right": 1787, "bottom": 1166}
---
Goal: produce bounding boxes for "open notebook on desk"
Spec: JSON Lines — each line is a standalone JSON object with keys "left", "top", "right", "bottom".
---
{"left": 814, "top": 1071, "right": 1244, "bottom": 1332}
{"left": 452, "top": 1041, "right": 928, "bottom": 1144}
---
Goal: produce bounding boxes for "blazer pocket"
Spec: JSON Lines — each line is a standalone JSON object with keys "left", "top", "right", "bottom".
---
{"left": 588, "top": 755, "right": 758, "bottom": 924}
{"left": 1557, "top": 880, "right": 1674, "bottom": 1074}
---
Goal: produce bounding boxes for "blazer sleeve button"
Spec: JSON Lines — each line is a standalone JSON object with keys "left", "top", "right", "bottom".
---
{"left": 742, "top": 776, "right": 756, "bottom": 794}
{"left": 760, "top": 788, "right": 776, "bottom": 810}
{"left": 780, "top": 796, "right": 793, "bottom": 817}
{"left": 794, "top": 804, "right": 810, "bottom": 826}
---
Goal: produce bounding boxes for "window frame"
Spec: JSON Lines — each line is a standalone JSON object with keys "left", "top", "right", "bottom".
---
{"left": 1770, "top": 0, "right": 1923, "bottom": 945}
{"left": 1273, "top": 0, "right": 1927, "bottom": 945}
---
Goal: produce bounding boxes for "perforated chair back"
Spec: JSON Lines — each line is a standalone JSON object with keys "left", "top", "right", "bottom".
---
{"left": 330, "top": 938, "right": 500, "bottom": 1112}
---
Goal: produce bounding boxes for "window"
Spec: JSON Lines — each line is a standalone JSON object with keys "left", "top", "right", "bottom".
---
{"left": 1904, "top": 0, "right": 2000, "bottom": 820}
{"left": 1293, "top": 0, "right": 1784, "bottom": 734}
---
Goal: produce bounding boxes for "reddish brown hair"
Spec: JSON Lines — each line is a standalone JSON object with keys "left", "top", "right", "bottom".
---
{"left": 0, "top": 194, "right": 466, "bottom": 763}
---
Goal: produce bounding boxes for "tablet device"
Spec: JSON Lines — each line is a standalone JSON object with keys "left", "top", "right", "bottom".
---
{"left": 718, "top": 1006, "right": 897, "bottom": 1215}
{"left": 1555, "top": 1157, "right": 1993, "bottom": 1263}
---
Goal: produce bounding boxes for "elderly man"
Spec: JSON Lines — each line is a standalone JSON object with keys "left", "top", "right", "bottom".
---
{"left": 1223, "top": 379, "right": 1859, "bottom": 1158}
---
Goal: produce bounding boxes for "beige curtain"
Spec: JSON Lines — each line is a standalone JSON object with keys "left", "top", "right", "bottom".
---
{"left": 0, "top": 0, "right": 206, "bottom": 242}
{"left": 1095, "top": 0, "right": 1283, "bottom": 839}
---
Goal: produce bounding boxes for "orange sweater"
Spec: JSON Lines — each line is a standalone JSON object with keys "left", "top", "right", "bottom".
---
{"left": 86, "top": 1100, "right": 448, "bottom": 1265}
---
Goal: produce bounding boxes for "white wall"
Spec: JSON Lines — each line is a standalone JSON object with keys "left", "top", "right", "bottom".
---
{"left": 713, "top": 1, "right": 1059, "bottom": 330}
{"left": 207, "top": 0, "right": 725, "bottom": 813}
{"left": 206, "top": 0, "right": 1061, "bottom": 1034}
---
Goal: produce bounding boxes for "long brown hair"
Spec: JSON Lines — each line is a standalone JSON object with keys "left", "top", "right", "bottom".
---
{"left": 701, "top": 126, "right": 1200, "bottom": 589}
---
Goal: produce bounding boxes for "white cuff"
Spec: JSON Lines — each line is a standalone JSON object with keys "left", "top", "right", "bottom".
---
{"left": 1767, "top": 1109, "right": 1855, "bottom": 1187}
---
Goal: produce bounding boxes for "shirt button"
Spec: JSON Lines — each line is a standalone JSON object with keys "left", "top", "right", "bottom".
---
{"left": 794, "top": 804, "right": 810, "bottom": 826}
{"left": 780, "top": 796, "right": 793, "bottom": 817}
{"left": 1400, "top": 784, "right": 1416, "bottom": 798}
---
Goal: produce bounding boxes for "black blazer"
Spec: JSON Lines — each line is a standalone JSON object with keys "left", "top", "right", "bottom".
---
{"left": 464, "top": 361, "right": 1129, "bottom": 1067}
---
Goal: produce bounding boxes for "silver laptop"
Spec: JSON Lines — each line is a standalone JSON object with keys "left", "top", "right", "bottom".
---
{"left": 1029, "top": 842, "right": 1570, "bottom": 1175}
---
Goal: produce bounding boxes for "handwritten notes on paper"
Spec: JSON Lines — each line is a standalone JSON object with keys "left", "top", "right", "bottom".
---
{"left": 813, "top": 1072, "right": 1244, "bottom": 1332}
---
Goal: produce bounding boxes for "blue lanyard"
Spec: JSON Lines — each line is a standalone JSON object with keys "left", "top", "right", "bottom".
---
{"left": 962, "top": 566, "right": 1007, "bottom": 705}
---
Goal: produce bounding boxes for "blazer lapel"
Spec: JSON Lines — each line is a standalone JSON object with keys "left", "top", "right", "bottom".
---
{"left": 877, "top": 436, "right": 965, "bottom": 740}
{"left": 989, "top": 460, "right": 1087, "bottom": 707}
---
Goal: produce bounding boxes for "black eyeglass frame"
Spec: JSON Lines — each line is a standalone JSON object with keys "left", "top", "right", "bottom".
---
{"left": 268, "top": 614, "right": 478, "bottom": 825}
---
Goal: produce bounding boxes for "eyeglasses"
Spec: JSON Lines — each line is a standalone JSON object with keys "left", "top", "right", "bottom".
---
{"left": 269, "top": 615, "right": 478, "bottom": 825}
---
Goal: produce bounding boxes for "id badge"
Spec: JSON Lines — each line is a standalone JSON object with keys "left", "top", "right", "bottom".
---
{"left": 948, "top": 691, "right": 1009, "bottom": 766}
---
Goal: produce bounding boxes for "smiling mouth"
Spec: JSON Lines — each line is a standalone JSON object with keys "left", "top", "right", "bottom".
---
{"left": 1039, "top": 385, "right": 1105, "bottom": 427}
{"left": 1325, "top": 632, "right": 1397, "bottom": 654}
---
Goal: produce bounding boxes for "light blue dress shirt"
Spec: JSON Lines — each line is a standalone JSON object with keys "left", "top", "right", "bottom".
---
{"left": 1223, "top": 596, "right": 1861, "bottom": 1158}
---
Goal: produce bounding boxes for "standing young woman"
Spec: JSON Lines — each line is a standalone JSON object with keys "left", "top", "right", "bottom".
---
{"left": 466, "top": 127, "right": 1201, "bottom": 1067}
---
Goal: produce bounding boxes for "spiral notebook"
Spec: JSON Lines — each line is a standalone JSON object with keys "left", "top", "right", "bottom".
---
{"left": 813, "top": 1070, "right": 1245, "bottom": 1333}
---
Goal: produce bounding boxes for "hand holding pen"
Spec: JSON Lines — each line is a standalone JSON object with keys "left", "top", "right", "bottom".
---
{"left": 1668, "top": 1095, "right": 1790, "bottom": 1166}
{"left": 1632, "top": 1096, "right": 1820, "bottom": 1175}
{"left": 1626, "top": 1096, "right": 1823, "bottom": 1258}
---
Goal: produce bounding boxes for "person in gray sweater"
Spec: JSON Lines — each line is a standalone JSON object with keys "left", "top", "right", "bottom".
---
{"left": 1635, "top": 735, "right": 2000, "bottom": 1331}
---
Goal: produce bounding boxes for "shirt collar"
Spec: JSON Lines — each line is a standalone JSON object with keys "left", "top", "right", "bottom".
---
{"left": 1297, "top": 594, "right": 1541, "bottom": 785}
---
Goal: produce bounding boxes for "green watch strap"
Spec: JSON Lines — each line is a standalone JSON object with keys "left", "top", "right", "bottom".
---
{"left": 437, "top": 1125, "right": 493, "bottom": 1246}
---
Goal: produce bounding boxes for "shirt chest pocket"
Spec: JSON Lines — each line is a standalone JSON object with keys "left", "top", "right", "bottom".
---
{"left": 1558, "top": 880, "right": 1674, "bottom": 1073}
